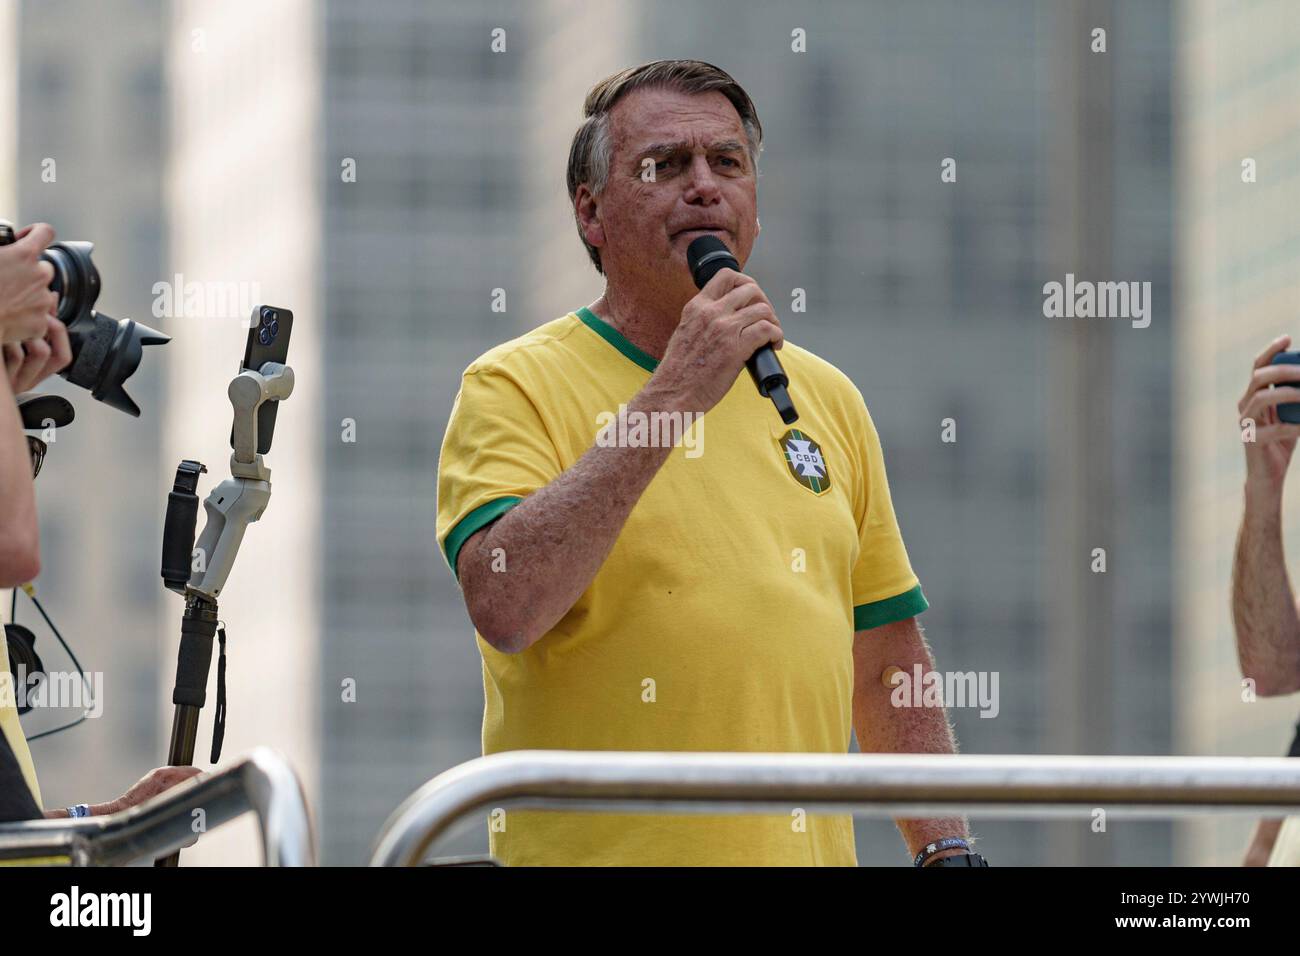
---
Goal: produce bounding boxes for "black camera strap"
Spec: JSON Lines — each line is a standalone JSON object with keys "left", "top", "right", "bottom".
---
{"left": 210, "top": 623, "right": 227, "bottom": 764}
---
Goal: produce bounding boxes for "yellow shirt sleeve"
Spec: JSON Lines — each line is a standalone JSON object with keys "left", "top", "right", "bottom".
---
{"left": 436, "top": 365, "right": 563, "bottom": 581}
{"left": 0, "top": 590, "right": 43, "bottom": 806}
{"left": 847, "top": 391, "right": 929, "bottom": 630}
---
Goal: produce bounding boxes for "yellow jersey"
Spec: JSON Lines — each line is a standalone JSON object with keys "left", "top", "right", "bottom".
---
{"left": 436, "top": 307, "right": 927, "bottom": 865}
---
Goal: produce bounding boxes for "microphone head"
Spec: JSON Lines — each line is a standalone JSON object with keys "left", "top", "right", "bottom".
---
{"left": 686, "top": 235, "right": 739, "bottom": 290}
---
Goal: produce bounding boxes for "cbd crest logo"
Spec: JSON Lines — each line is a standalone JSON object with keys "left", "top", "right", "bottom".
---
{"left": 778, "top": 428, "right": 831, "bottom": 495}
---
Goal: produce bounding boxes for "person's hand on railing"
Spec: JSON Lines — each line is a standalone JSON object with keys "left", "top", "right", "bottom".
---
{"left": 43, "top": 765, "right": 203, "bottom": 818}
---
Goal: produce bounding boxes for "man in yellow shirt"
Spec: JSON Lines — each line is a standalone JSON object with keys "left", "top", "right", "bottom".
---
{"left": 437, "top": 61, "right": 980, "bottom": 866}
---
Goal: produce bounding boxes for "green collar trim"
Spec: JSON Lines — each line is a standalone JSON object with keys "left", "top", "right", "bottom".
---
{"left": 575, "top": 306, "right": 659, "bottom": 373}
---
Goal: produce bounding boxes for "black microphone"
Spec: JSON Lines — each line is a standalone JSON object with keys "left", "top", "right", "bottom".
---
{"left": 686, "top": 235, "right": 798, "bottom": 424}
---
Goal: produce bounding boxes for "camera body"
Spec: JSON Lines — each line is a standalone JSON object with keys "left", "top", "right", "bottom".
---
{"left": 0, "top": 220, "right": 168, "bottom": 416}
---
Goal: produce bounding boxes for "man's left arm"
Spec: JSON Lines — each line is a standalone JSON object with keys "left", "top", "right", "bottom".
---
{"left": 852, "top": 614, "right": 972, "bottom": 865}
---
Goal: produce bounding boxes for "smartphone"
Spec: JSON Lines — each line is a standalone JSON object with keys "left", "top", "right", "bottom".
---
{"left": 231, "top": 305, "right": 293, "bottom": 454}
{"left": 1270, "top": 350, "right": 1300, "bottom": 425}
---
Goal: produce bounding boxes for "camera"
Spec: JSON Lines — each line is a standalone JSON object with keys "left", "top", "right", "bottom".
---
{"left": 258, "top": 307, "right": 280, "bottom": 346}
{"left": 0, "top": 220, "right": 168, "bottom": 416}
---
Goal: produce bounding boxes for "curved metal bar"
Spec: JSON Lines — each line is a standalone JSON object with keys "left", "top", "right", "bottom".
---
{"left": 0, "top": 747, "right": 315, "bottom": 866}
{"left": 370, "top": 750, "right": 1300, "bottom": 866}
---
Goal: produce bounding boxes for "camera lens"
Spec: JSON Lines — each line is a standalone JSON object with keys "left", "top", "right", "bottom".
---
{"left": 269, "top": 319, "right": 279, "bottom": 337}
{"left": 43, "top": 248, "right": 80, "bottom": 324}
{"left": 261, "top": 307, "right": 274, "bottom": 325}
{"left": 34, "top": 239, "right": 167, "bottom": 416}
{"left": 259, "top": 327, "right": 273, "bottom": 346}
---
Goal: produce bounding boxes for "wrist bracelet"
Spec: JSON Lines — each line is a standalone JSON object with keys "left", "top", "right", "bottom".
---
{"left": 65, "top": 803, "right": 91, "bottom": 819}
{"left": 914, "top": 836, "right": 970, "bottom": 867}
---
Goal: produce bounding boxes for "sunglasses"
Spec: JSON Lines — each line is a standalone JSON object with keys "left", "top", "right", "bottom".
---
{"left": 27, "top": 435, "right": 46, "bottom": 478}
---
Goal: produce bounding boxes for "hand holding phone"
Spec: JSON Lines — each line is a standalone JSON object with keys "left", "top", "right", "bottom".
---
{"left": 1269, "top": 350, "right": 1300, "bottom": 424}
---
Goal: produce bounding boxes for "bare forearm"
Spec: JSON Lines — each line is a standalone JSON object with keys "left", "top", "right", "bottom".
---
{"left": 854, "top": 690, "right": 970, "bottom": 860}
{"left": 0, "top": 372, "right": 39, "bottom": 584}
{"left": 1232, "top": 484, "right": 1300, "bottom": 695}
{"left": 853, "top": 620, "right": 971, "bottom": 862}
{"left": 1243, "top": 818, "right": 1284, "bottom": 866}
{"left": 460, "top": 383, "right": 681, "bottom": 651}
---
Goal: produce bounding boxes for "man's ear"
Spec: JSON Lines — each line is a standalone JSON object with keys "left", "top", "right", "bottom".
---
{"left": 576, "top": 186, "right": 605, "bottom": 249}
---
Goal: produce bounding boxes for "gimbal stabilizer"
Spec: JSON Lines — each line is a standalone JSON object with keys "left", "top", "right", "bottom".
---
{"left": 155, "top": 358, "right": 294, "bottom": 866}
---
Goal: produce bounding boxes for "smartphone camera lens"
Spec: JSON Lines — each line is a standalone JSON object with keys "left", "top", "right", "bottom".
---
{"left": 269, "top": 319, "right": 279, "bottom": 336}
{"left": 259, "top": 326, "right": 273, "bottom": 346}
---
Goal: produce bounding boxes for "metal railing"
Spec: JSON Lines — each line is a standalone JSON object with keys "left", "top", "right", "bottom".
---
{"left": 0, "top": 747, "right": 315, "bottom": 866}
{"left": 370, "top": 750, "right": 1300, "bottom": 866}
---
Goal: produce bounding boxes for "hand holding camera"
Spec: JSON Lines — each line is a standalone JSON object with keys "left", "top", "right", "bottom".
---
{"left": 3, "top": 314, "right": 72, "bottom": 395}
{"left": 0, "top": 223, "right": 58, "bottom": 346}
{"left": 0, "top": 219, "right": 167, "bottom": 416}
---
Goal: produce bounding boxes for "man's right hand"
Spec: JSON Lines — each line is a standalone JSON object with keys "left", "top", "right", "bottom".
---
{"left": 650, "top": 267, "right": 783, "bottom": 414}
{"left": 1239, "top": 334, "right": 1300, "bottom": 501}
{"left": 0, "top": 223, "right": 57, "bottom": 346}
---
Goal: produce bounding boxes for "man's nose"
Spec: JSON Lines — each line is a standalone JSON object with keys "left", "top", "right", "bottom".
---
{"left": 682, "top": 154, "right": 721, "bottom": 203}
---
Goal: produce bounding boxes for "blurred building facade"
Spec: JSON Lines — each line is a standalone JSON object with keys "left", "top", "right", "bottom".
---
{"left": 160, "top": 0, "right": 323, "bottom": 863}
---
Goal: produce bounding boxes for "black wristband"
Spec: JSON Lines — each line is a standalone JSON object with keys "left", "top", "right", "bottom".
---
{"left": 925, "top": 852, "right": 990, "bottom": 868}
{"left": 914, "top": 837, "right": 971, "bottom": 867}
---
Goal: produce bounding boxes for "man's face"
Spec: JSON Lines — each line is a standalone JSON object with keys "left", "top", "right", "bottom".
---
{"left": 584, "top": 86, "right": 760, "bottom": 299}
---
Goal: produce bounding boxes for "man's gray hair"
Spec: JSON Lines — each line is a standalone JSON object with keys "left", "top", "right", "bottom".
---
{"left": 566, "top": 60, "right": 763, "bottom": 275}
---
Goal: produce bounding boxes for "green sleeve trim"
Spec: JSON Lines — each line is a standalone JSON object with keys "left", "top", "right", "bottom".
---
{"left": 853, "top": 583, "right": 929, "bottom": 631}
{"left": 442, "top": 497, "right": 523, "bottom": 581}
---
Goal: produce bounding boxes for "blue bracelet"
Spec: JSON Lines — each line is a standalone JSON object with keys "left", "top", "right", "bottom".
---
{"left": 65, "top": 804, "right": 91, "bottom": 819}
{"left": 914, "top": 837, "right": 971, "bottom": 867}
